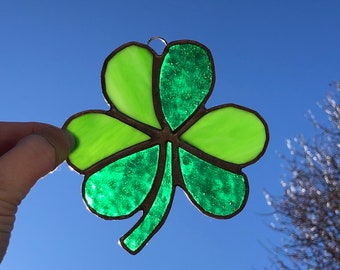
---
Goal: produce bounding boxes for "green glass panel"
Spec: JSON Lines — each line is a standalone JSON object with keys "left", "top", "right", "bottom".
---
{"left": 66, "top": 112, "right": 150, "bottom": 171}
{"left": 179, "top": 147, "right": 246, "bottom": 216}
{"left": 104, "top": 45, "right": 161, "bottom": 129}
{"left": 159, "top": 43, "right": 213, "bottom": 130}
{"left": 180, "top": 106, "right": 267, "bottom": 165}
{"left": 122, "top": 142, "right": 173, "bottom": 253}
{"left": 84, "top": 145, "right": 160, "bottom": 217}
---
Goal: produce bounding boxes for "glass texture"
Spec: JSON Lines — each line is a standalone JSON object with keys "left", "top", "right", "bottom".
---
{"left": 179, "top": 147, "right": 246, "bottom": 216}
{"left": 66, "top": 112, "right": 150, "bottom": 170}
{"left": 104, "top": 45, "right": 161, "bottom": 129}
{"left": 180, "top": 106, "right": 267, "bottom": 165}
{"left": 123, "top": 142, "right": 173, "bottom": 253}
{"left": 64, "top": 39, "right": 269, "bottom": 254}
{"left": 159, "top": 43, "right": 212, "bottom": 130}
{"left": 84, "top": 145, "right": 160, "bottom": 217}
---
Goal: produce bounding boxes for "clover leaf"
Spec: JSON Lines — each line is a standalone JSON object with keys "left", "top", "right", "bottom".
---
{"left": 63, "top": 39, "right": 269, "bottom": 254}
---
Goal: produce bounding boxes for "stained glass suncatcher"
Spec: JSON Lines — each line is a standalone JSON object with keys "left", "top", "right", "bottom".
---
{"left": 63, "top": 38, "right": 269, "bottom": 254}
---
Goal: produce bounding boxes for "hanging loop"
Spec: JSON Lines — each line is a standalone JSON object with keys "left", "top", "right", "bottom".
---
{"left": 147, "top": 36, "right": 168, "bottom": 47}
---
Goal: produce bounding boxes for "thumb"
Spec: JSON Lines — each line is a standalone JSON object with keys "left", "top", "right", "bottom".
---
{"left": 0, "top": 126, "right": 74, "bottom": 262}
{"left": 0, "top": 127, "right": 74, "bottom": 200}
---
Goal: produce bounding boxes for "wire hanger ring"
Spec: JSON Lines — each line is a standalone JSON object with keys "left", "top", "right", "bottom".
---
{"left": 147, "top": 36, "right": 168, "bottom": 47}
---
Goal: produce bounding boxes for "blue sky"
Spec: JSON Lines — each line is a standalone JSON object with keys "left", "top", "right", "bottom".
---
{"left": 1, "top": 1, "right": 339, "bottom": 269}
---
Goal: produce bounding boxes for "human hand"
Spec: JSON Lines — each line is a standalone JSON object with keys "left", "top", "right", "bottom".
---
{"left": 0, "top": 122, "right": 74, "bottom": 263}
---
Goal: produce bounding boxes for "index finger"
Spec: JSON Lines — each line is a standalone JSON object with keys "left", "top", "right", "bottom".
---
{"left": 0, "top": 122, "right": 55, "bottom": 156}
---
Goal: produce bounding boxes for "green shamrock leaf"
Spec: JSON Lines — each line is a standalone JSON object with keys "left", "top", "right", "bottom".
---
{"left": 63, "top": 39, "right": 269, "bottom": 254}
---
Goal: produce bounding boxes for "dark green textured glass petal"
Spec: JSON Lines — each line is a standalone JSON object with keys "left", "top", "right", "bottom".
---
{"left": 84, "top": 145, "right": 159, "bottom": 218}
{"left": 159, "top": 43, "right": 213, "bottom": 130}
{"left": 179, "top": 147, "right": 247, "bottom": 217}
{"left": 122, "top": 142, "right": 173, "bottom": 253}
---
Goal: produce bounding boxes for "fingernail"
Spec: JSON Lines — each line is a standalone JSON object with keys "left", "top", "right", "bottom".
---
{"left": 34, "top": 126, "right": 75, "bottom": 166}
{"left": 62, "top": 129, "right": 76, "bottom": 151}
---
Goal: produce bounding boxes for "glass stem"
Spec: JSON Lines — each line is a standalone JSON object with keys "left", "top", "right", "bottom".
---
{"left": 121, "top": 142, "right": 173, "bottom": 254}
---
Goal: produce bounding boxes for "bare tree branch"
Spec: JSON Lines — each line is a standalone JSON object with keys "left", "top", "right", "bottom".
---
{"left": 264, "top": 83, "right": 340, "bottom": 270}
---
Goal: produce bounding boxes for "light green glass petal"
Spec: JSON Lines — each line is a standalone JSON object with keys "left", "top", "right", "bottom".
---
{"left": 104, "top": 45, "right": 161, "bottom": 129}
{"left": 66, "top": 112, "right": 150, "bottom": 171}
{"left": 122, "top": 142, "right": 173, "bottom": 253}
{"left": 180, "top": 106, "right": 267, "bottom": 165}
{"left": 84, "top": 145, "right": 159, "bottom": 217}
{"left": 159, "top": 43, "right": 213, "bottom": 130}
{"left": 179, "top": 147, "right": 246, "bottom": 216}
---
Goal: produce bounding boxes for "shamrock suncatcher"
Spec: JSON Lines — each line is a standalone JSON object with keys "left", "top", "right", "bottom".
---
{"left": 63, "top": 37, "right": 269, "bottom": 254}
